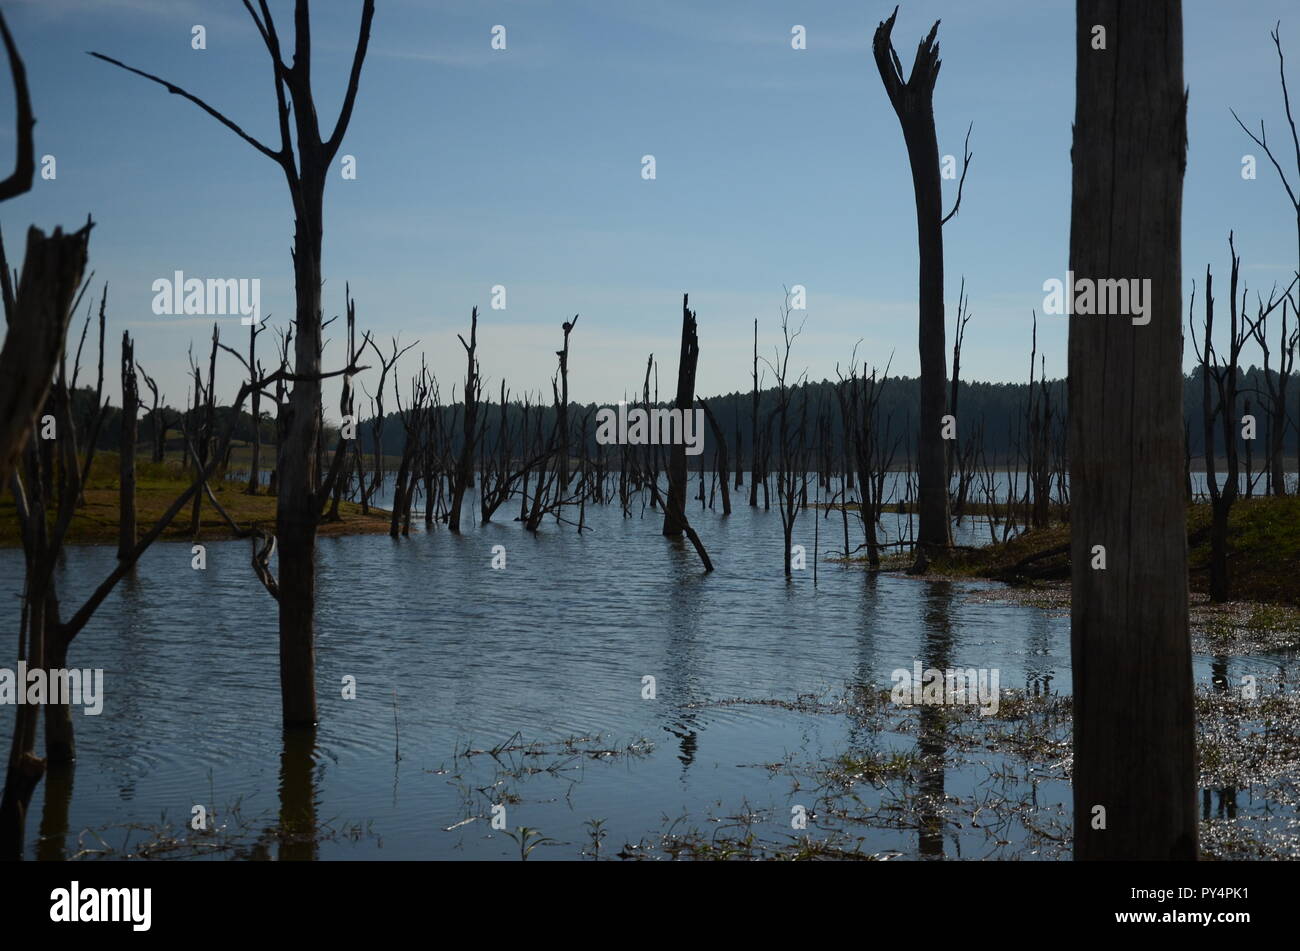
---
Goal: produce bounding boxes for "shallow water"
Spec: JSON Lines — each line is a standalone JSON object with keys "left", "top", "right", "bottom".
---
{"left": 0, "top": 479, "right": 1292, "bottom": 860}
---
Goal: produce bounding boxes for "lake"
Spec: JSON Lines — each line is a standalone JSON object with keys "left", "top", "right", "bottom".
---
{"left": 0, "top": 476, "right": 1292, "bottom": 860}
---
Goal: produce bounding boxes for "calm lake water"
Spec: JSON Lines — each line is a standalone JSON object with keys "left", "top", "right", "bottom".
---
{"left": 1, "top": 476, "right": 1292, "bottom": 860}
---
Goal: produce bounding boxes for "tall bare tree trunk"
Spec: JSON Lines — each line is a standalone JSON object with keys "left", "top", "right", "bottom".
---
{"left": 279, "top": 174, "right": 325, "bottom": 726}
{"left": 873, "top": 8, "right": 954, "bottom": 563}
{"left": 118, "top": 330, "right": 137, "bottom": 558}
{"left": 449, "top": 307, "right": 480, "bottom": 533}
{"left": 749, "top": 318, "right": 760, "bottom": 507}
{"left": 663, "top": 295, "right": 698, "bottom": 536}
{"left": 1068, "top": 0, "right": 1195, "bottom": 860}
{"left": 93, "top": 0, "right": 375, "bottom": 730}
{"left": 247, "top": 320, "right": 262, "bottom": 494}
{"left": 0, "top": 221, "right": 89, "bottom": 860}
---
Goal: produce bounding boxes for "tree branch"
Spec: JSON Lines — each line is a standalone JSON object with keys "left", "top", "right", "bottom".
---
{"left": 941, "top": 122, "right": 973, "bottom": 226}
{"left": 0, "top": 10, "right": 35, "bottom": 202}
{"left": 326, "top": 0, "right": 376, "bottom": 159}
{"left": 88, "top": 51, "right": 288, "bottom": 167}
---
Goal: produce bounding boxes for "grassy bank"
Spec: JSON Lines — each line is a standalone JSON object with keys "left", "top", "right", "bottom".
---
{"left": 0, "top": 452, "right": 393, "bottom": 547}
{"left": 926, "top": 495, "right": 1300, "bottom": 606}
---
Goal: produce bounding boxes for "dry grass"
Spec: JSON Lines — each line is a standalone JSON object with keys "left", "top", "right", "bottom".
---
{"left": 0, "top": 451, "right": 394, "bottom": 546}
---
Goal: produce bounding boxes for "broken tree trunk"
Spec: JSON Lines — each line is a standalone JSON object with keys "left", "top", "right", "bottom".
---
{"left": 872, "top": 6, "right": 954, "bottom": 561}
{"left": 663, "top": 294, "right": 699, "bottom": 536}
{"left": 0, "top": 227, "right": 89, "bottom": 488}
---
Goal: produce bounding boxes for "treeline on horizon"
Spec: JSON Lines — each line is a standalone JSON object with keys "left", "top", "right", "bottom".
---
{"left": 76, "top": 365, "right": 1300, "bottom": 467}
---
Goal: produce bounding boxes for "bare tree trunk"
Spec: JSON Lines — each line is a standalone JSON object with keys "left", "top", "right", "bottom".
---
{"left": 93, "top": 0, "right": 376, "bottom": 730}
{"left": 700, "top": 398, "right": 730, "bottom": 515}
{"left": 0, "top": 100, "right": 88, "bottom": 852}
{"left": 247, "top": 320, "right": 263, "bottom": 494}
{"left": 1068, "top": 0, "right": 1195, "bottom": 861}
{"left": 0, "top": 230, "right": 86, "bottom": 489}
{"left": 279, "top": 180, "right": 325, "bottom": 726}
{"left": 873, "top": 8, "right": 957, "bottom": 563}
{"left": 137, "top": 366, "right": 164, "bottom": 464}
{"left": 664, "top": 295, "right": 698, "bottom": 536}
{"left": 118, "top": 330, "right": 137, "bottom": 558}
{"left": 327, "top": 293, "right": 357, "bottom": 522}
{"left": 749, "top": 318, "right": 760, "bottom": 507}
{"left": 449, "top": 307, "right": 480, "bottom": 533}
{"left": 188, "top": 325, "right": 218, "bottom": 536}
{"left": 555, "top": 317, "right": 576, "bottom": 499}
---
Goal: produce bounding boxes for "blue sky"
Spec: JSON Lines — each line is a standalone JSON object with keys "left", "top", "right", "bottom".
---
{"left": 4, "top": 0, "right": 1299, "bottom": 416}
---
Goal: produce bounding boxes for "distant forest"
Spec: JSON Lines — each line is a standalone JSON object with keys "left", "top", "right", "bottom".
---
{"left": 80, "top": 366, "right": 1300, "bottom": 467}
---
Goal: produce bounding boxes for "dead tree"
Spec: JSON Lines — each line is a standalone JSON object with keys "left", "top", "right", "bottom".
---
{"left": 1068, "top": 0, "right": 1194, "bottom": 861}
{"left": 749, "top": 318, "right": 761, "bottom": 507}
{"left": 136, "top": 364, "right": 166, "bottom": 463}
{"left": 873, "top": 7, "right": 971, "bottom": 566}
{"left": 1233, "top": 23, "right": 1300, "bottom": 495}
{"left": 526, "top": 317, "right": 579, "bottom": 532}
{"left": 951, "top": 415, "right": 981, "bottom": 524}
{"left": 5, "top": 358, "right": 277, "bottom": 858}
{"left": 765, "top": 292, "right": 808, "bottom": 576}
{"left": 418, "top": 361, "right": 445, "bottom": 527}
{"left": 449, "top": 307, "right": 482, "bottom": 533}
{"left": 324, "top": 290, "right": 361, "bottom": 522}
{"left": 839, "top": 357, "right": 897, "bottom": 569}
{"left": 390, "top": 367, "right": 429, "bottom": 538}
{"left": 700, "top": 398, "right": 730, "bottom": 515}
{"left": 1027, "top": 312, "right": 1053, "bottom": 529}
{"left": 555, "top": 315, "right": 577, "bottom": 498}
{"left": 0, "top": 10, "right": 90, "bottom": 857}
{"left": 1232, "top": 23, "right": 1300, "bottom": 282}
{"left": 69, "top": 286, "right": 108, "bottom": 509}
{"left": 518, "top": 393, "right": 535, "bottom": 523}
{"left": 478, "top": 382, "right": 522, "bottom": 523}
{"left": 0, "top": 226, "right": 87, "bottom": 490}
{"left": 93, "top": 0, "right": 377, "bottom": 728}
{"left": 1193, "top": 237, "right": 1291, "bottom": 601}
{"left": 362, "top": 334, "right": 417, "bottom": 511}
{"left": 1, "top": 250, "right": 282, "bottom": 857}
{"left": 1248, "top": 288, "right": 1299, "bottom": 495}
{"left": 268, "top": 325, "right": 292, "bottom": 496}
{"left": 947, "top": 277, "right": 970, "bottom": 491}
{"left": 1243, "top": 397, "right": 1257, "bottom": 498}
{"left": 118, "top": 330, "right": 137, "bottom": 558}
{"left": 187, "top": 325, "right": 219, "bottom": 536}
{"left": 245, "top": 318, "right": 268, "bottom": 494}
{"left": 1194, "top": 241, "right": 1238, "bottom": 604}
{"left": 0, "top": 9, "right": 49, "bottom": 485}
{"left": 663, "top": 295, "right": 699, "bottom": 536}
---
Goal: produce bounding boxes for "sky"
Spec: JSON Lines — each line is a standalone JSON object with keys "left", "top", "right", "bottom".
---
{"left": 3, "top": 0, "right": 1300, "bottom": 419}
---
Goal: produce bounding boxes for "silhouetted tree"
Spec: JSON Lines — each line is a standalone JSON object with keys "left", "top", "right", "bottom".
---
{"left": 664, "top": 295, "right": 699, "bottom": 536}
{"left": 1068, "top": 0, "right": 1194, "bottom": 860}
{"left": 93, "top": 0, "right": 377, "bottom": 727}
{"left": 872, "top": 6, "right": 971, "bottom": 568}
{"left": 118, "top": 330, "right": 137, "bottom": 558}
{"left": 449, "top": 308, "right": 482, "bottom": 533}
